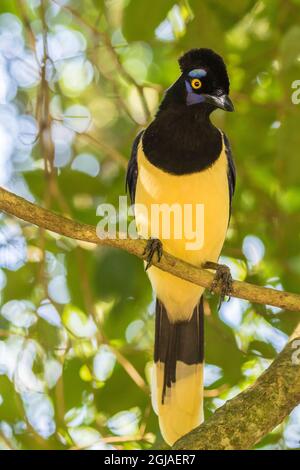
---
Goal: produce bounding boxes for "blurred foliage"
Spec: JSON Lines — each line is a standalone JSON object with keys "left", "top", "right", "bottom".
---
{"left": 0, "top": 0, "right": 300, "bottom": 450}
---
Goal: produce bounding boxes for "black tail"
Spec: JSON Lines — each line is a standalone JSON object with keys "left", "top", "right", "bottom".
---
{"left": 152, "top": 298, "right": 204, "bottom": 444}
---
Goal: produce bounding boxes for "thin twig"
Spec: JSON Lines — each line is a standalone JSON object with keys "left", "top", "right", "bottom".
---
{"left": 17, "top": 0, "right": 39, "bottom": 63}
{"left": 80, "top": 133, "right": 128, "bottom": 168}
{"left": 0, "top": 430, "right": 13, "bottom": 450}
{"left": 173, "top": 331, "right": 300, "bottom": 450}
{"left": 51, "top": 0, "right": 151, "bottom": 121}
{"left": 1, "top": 186, "right": 300, "bottom": 313}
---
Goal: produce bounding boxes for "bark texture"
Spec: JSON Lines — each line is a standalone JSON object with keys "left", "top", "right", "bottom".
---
{"left": 1, "top": 186, "right": 300, "bottom": 312}
{"left": 173, "top": 336, "right": 300, "bottom": 450}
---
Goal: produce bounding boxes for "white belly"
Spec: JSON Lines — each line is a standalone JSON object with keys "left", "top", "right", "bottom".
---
{"left": 135, "top": 138, "right": 229, "bottom": 322}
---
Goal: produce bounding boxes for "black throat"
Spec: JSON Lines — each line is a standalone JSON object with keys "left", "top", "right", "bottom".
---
{"left": 142, "top": 104, "right": 222, "bottom": 175}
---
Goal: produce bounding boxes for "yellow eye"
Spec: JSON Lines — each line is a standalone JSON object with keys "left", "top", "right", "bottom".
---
{"left": 191, "top": 78, "right": 202, "bottom": 90}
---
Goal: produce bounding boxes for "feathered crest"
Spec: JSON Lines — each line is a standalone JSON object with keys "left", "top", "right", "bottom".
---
{"left": 178, "top": 48, "right": 230, "bottom": 94}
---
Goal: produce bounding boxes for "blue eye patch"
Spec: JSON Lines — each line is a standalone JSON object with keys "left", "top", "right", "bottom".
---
{"left": 188, "top": 68, "right": 207, "bottom": 78}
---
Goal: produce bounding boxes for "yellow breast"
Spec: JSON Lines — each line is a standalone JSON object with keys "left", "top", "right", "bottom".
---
{"left": 135, "top": 135, "right": 230, "bottom": 321}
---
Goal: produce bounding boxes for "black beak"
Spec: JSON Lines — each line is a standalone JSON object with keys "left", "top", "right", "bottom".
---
{"left": 203, "top": 93, "right": 234, "bottom": 112}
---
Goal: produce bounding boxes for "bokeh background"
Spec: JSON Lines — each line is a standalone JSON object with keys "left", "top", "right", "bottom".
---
{"left": 0, "top": 0, "right": 300, "bottom": 450}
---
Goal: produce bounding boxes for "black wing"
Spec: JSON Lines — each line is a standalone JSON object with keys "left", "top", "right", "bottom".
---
{"left": 126, "top": 130, "right": 144, "bottom": 204}
{"left": 223, "top": 132, "right": 236, "bottom": 217}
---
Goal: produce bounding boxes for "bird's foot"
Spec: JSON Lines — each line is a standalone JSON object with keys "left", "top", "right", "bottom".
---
{"left": 202, "top": 261, "right": 233, "bottom": 308}
{"left": 143, "top": 238, "right": 163, "bottom": 271}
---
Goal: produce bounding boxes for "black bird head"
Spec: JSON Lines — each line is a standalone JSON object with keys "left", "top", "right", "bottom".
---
{"left": 161, "top": 48, "right": 234, "bottom": 114}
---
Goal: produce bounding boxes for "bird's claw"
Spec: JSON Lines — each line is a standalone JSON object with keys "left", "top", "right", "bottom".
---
{"left": 203, "top": 261, "right": 233, "bottom": 309}
{"left": 143, "top": 238, "right": 163, "bottom": 271}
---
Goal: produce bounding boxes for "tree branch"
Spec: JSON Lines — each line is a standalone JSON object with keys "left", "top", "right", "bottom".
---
{"left": 2, "top": 187, "right": 300, "bottom": 449}
{"left": 173, "top": 333, "right": 300, "bottom": 450}
{"left": 1, "top": 186, "right": 300, "bottom": 312}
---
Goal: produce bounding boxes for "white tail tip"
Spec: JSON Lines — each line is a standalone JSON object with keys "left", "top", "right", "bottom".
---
{"left": 152, "top": 361, "right": 204, "bottom": 446}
